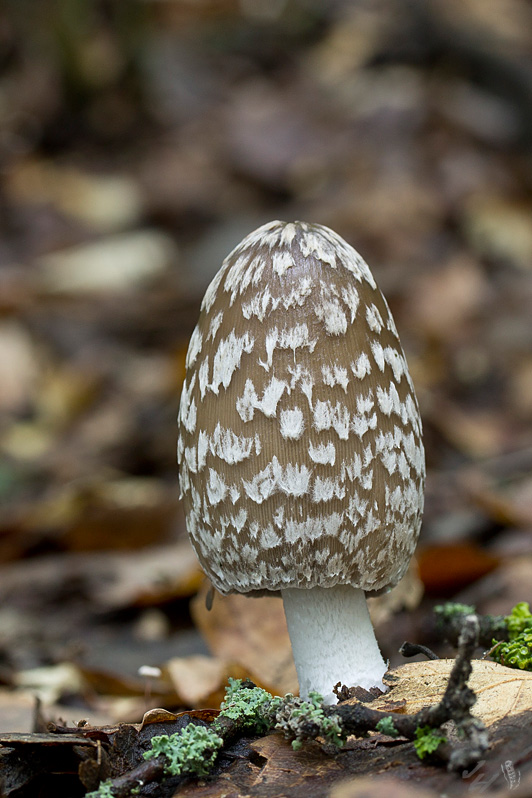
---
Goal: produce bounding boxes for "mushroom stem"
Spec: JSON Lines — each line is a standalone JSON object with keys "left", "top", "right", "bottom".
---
{"left": 281, "top": 584, "right": 387, "bottom": 704}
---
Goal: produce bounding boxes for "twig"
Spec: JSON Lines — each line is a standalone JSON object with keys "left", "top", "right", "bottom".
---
{"left": 399, "top": 641, "right": 440, "bottom": 660}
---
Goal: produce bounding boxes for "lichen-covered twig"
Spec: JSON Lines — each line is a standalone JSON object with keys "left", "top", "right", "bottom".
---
{"left": 433, "top": 602, "right": 507, "bottom": 647}
{"left": 435, "top": 601, "right": 532, "bottom": 674}
{"left": 86, "top": 680, "right": 273, "bottom": 798}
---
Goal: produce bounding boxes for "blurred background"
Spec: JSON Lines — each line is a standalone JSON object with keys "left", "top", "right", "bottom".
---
{"left": 1, "top": 0, "right": 532, "bottom": 728}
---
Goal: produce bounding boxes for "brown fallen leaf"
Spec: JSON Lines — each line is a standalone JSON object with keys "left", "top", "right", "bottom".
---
{"left": 372, "top": 660, "right": 532, "bottom": 726}
{"left": 459, "top": 555, "right": 532, "bottom": 619}
{"left": 250, "top": 733, "right": 346, "bottom": 785}
{"left": 0, "top": 321, "right": 39, "bottom": 413}
{"left": 139, "top": 707, "right": 219, "bottom": 730}
{"left": 330, "top": 774, "right": 437, "bottom": 798}
{"left": 191, "top": 583, "right": 298, "bottom": 696}
{"left": 426, "top": 398, "right": 506, "bottom": 459}
{"left": 367, "top": 558, "right": 423, "bottom": 627}
{"left": 93, "top": 540, "right": 204, "bottom": 608}
{"left": 417, "top": 542, "right": 499, "bottom": 595}
{"left": 78, "top": 663, "right": 175, "bottom": 701}
{"left": 0, "top": 541, "right": 202, "bottom": 610}
{"left": 175, "top": 733, "right": 348, "bottom": 798}
{"left": 464, "top": 469, "right": 532, "bottom": 529}
{"left": 164, "top": 655, "right": 248, "bottom": 708}
{"left": 21, "top": 476, "right": 179, "bottom": 552}
{"left": 408, "top": 255, "right": 489, "bottom": 342}
{"left": 462, "top": 192, "right": 532, "bottom": 271}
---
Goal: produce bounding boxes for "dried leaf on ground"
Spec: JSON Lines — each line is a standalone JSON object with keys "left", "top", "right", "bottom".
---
{"left": 93, "top": 540, "right": 203, "bottom": 608}
{"left": 165, "top": 655, "right": 247, "bottom": 708}
{"left": 372, "top": 660, "right": 532, "bottom": 726}
{"left": 191, "top": 584, "right": 297, "bottom": 696}
{"left": 330, "top": 775, "right": 438, "bottom": 798}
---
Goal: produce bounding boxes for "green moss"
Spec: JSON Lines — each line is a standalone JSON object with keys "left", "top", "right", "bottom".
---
{"left": 413, "top": 726, "right": 447, "bottom": 760}
{"left": 492, "top": 632, "right": 532, "bottom": 670}
{"left": 505, "top": 602, "right": 532, "bottom": 639}
{"left": 376, "top": 716, "right": 399, "bottom": 737}
{"left": 143, "top": 723, "right": 223, "bottom": 777}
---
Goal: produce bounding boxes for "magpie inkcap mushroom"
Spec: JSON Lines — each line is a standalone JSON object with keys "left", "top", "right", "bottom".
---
{"left": 178, "top": 221, "right": 425, "bottom": 703}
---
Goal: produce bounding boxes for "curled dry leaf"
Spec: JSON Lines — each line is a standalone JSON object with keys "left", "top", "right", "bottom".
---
{"left": 139, "top": 706, "right": 219, "bottom": 730}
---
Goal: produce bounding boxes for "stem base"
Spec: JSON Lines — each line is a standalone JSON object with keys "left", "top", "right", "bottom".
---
{"left": 281, "top": 585, "right": 387, "bottom": 704}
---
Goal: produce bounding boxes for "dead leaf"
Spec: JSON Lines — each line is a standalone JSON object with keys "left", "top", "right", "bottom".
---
{"left": 94, "top": 540, "right": 203, "bottom": 608}
{"left": 78, "top": 663, "right": 174, "bottom": 700}
{"left": 250, "top": 732, "right": 346, "bottom": 784}
{"left": 409, "top": 255, "right": 489, "bottom": 341}
{"left": 165, "top": 655, "right": 247, "bottom": 708}
{"left": 191, "top": 583, "right": 298, "bottom": 696}
{"left": 330, "top": 774, "right": 437, "bottom": 798}
{"left": 14, "top": 663, "right": 85, "bottom": 705}
{"left": 7, "top": 159, "right": 143, "bottom": 232}
{"left": 417, "top": 542, "right": 499, "bottom": 595}
{"left": 36, "top": 230, "right": 177, "bottom": 294}
{"left": 0, "top": 321, "right": 39, "bottom": 413}
{"left": 138, "top": 707, "right": 219, "bottom": 729}
{"left": 464, "top": 470, "right": 532, "bottom": 529}
{"left": 22, "top": 476, "right": 179, "bottom": 552}
{"left": 427, "top": 399, "right": 506, "bottom": 459}
{"left": 463, "top": 193, "right": 532, "bottom": 270}
{"left": 461, "top": 555, "right": 532, "bottom": 619}
{"left": 372, "top": 660, "right": 532, "bottom": 727}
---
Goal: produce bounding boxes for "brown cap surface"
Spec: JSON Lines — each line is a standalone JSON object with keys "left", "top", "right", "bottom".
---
{"left": 178, "top": 221, "right": 425, "bottom": 595}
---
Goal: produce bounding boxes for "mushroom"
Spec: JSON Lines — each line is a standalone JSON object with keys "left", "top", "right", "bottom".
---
{"left": 177, "top": 221, "right": 425, "bottom": 704}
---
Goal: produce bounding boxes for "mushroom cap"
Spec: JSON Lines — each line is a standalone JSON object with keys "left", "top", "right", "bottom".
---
{"left": 178, "top": 221, "right": 425, "bottom": 596}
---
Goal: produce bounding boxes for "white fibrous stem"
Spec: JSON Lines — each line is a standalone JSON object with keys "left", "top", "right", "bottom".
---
{"left": 281, "top": 584, "right": 388, "bottom": 705}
